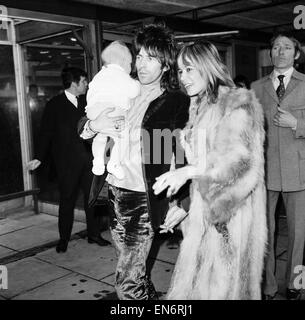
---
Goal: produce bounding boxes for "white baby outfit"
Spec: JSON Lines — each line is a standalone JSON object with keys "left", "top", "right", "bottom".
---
{"left": 86, "top": 64, "right": 140, "bottom": 178}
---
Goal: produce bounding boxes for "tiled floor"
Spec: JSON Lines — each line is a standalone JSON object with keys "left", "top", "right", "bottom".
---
{"left": 0, "top": 211, "right": 85, "bottom": 253}
{"left": 0, "top": 246, "right": 15, "bottom": 259}
{"left": 0, "top": 209, "right": 304, "bottom": 300}
{"left": 0, "top": 257, "right": 71, "bottom": 299}
{"left": 14, "top": 273, "right": 115, "bottom": 300}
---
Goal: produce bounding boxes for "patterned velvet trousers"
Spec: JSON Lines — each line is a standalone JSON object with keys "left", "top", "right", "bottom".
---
{"left": 108, "top": 185, "right": 158, "bottom": 300}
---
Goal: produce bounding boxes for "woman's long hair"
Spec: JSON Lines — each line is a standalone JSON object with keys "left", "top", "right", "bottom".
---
{"left": 178, "top": 41, "right": 235, "bottom": 104}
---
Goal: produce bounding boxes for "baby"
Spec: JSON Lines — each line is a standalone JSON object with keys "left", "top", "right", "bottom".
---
{"left": 86, "top": 41, "right": 140, "bottom": 178}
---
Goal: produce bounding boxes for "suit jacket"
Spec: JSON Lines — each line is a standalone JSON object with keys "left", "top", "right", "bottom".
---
{"left": 252, "top": 69, "right": 305, "bottom": 191}
{"left": 79, "top": 89, "right": 190, "bottom": 230}
{"left": 37, "top": 92, "right": 92, "bottom": 179}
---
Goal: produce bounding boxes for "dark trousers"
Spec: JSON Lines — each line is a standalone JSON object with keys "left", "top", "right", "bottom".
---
{"left": 58, "top": 162, "right": 99, "bottom": 241}
{"left": 264, "top": 190, "right": 305, "bottom": 295}
{"left": 108, "top": 185, "right": 158, "bottom": 300}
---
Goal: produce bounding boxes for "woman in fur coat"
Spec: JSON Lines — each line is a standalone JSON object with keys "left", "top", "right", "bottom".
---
{"left": 153, "top": 41, "right": 267, "bottom": 300}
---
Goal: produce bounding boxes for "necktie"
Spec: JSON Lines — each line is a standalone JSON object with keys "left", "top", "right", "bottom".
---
{"left": 276, "top": 75, "right": 285, "bottom": 101}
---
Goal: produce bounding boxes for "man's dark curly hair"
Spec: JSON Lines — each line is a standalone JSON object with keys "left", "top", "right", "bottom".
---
{"left": 133, "top": 23, "right": 179, "bottom": 91}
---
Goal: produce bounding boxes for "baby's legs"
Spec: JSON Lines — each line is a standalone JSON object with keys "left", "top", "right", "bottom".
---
{"left": 107, "top": 127, "right": 130, "bottom": 180}
{"left": 92, "top": 134, "right": 107, "bottom": 175}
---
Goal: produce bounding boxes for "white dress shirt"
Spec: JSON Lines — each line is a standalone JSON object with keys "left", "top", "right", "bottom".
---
{"left": 272, "top": 67, "right": 294, "bottom": 91}
{"left": 65, "top": 90, "right": 78, "bottom": 108}
{"left": 272, "top": 67, "right": 297, "bottom": 130}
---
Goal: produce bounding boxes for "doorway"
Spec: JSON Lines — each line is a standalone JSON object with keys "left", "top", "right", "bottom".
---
{"left": 20, "top": 20, "right": 87, "bottom": 206}
{"left": 0, "top": 8, "right": 98, "bottom": 213}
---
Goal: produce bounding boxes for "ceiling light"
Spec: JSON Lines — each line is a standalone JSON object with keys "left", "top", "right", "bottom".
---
{"left": 175, "top": 30, "right": 239, "bottom": 39}
{"left": 61, "top": 52, "right": 70, "bottom": 56}
{"left": 70, "top": 37, "right": 77, "bottom": 42}
{"left": 39, "top": 50, "right": 50, "bottom": 54}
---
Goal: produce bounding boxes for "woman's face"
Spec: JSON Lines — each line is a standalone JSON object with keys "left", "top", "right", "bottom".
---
{"left": 177, "top": 56, "right": 207, "bottom": 98}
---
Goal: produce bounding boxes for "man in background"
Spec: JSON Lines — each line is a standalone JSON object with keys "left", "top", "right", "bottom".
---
{"left": 252, "top": 33, "right": 305, "bottom": 300}
{"left": 28, "top": 67, "right": 111, "bottom": 253}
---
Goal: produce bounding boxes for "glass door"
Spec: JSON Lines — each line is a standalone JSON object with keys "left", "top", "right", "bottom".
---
{"left": 20, "top": 22, "right": 86, "bottom": 205}
{"left": 0, "top": 44, "right": 24, "bottom": 196}
{"left": 0, "top": 18, "right": 24, "bottom": 198}
{"left": 0, "top": 8, "right": 98, "bottom": 213}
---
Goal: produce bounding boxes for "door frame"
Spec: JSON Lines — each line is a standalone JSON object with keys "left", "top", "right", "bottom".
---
{"left": 2, "top": 7, "right": 99, "bottom": 213}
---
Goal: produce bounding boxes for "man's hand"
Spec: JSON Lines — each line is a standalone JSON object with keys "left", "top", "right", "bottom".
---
{"left": 27, "top": 159, "right": 41, "bottom": 171}
{"left": 153, "top": 166, "right": 191, "bottom": 197}
{"left": 159, "top": 205, "right": 188, "bottom": 234}
{"left": 90, "top": 107, "right": 125, "bottom": 137}
{"left": 273, "top": 107, "right": 297, "bottom": 128}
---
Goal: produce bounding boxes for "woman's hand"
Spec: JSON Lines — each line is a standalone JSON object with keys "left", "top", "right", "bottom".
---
{"left": 159, "top": 205, "right": 188, "bottom": 234}
{"left": 153, "top": 166, "right": 190, "bottom": 197}
{"left": 89, "top": 107, "right": 125, "bottom": 137}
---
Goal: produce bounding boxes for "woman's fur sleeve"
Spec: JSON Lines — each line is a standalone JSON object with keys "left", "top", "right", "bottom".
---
{"left": 198, "top": 89, "right": 265, "bottom": 225}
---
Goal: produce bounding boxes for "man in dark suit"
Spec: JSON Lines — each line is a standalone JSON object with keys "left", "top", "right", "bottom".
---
{"left": 252, "top": 33, "right": 305, "bottom": 300}
{"left": 28, "top": 67, "right": 111, "bottom": 253}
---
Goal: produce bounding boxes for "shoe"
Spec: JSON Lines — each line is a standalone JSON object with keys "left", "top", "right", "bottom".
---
{"left": 56, "top": 239, "right": 68, "bottom": 253}
{"left": 88, "top": 236, "right": 111, "bottom": 246}
{"left": 286, "top": 288, "right": 301, "bottom": 300}
{"left": 263, "top": 293, "right": 276, "bottom": 300}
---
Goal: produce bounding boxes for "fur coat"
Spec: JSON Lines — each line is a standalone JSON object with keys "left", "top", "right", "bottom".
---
{"left": 167, "top": 86, "right": 267, "bottom": 300}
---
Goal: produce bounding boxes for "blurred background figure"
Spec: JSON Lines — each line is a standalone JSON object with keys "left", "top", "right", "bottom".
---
{"left": 234, "top": 74, "right": 250, "bottom": 89}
